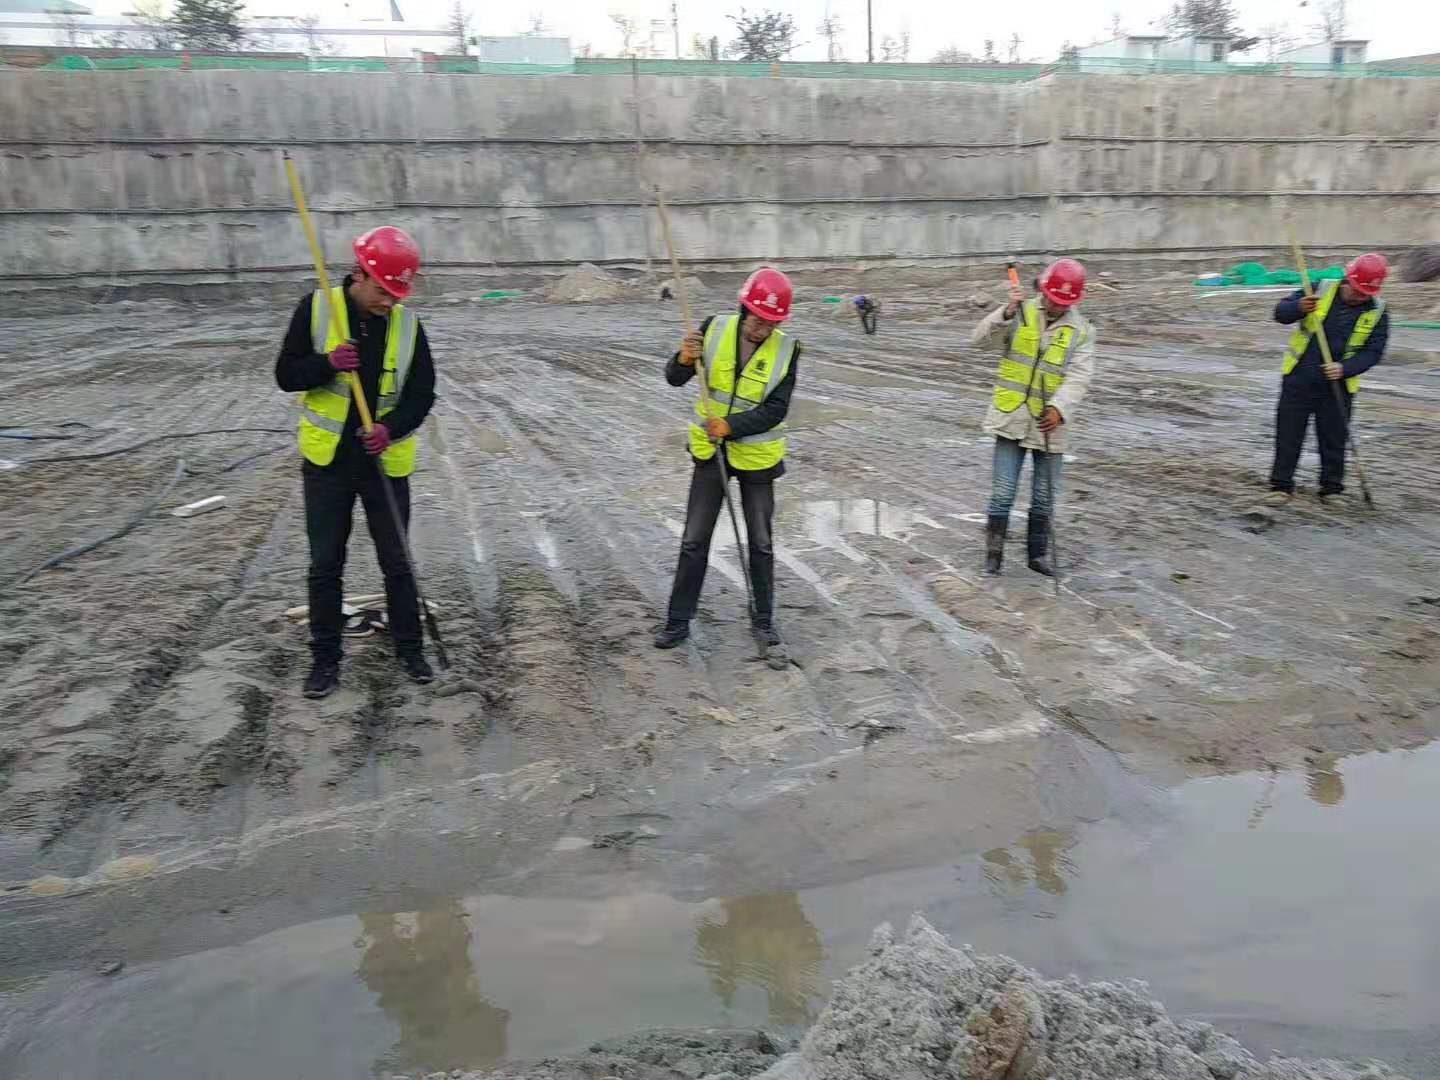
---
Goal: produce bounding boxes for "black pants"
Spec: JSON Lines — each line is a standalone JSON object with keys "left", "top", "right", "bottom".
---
{"left": 666, "top": 459, "right": 776, "bottom": 625}
{"left": 303, "top": 457, "right": 421, "bottom": 663}
{"left": 1269, "top": 380, "right": 1353, "bottom": 495}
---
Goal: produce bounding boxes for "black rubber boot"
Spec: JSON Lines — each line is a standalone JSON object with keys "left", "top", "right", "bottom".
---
{"left": 1027, "top": 513, "right": 1054, "bottom": 577}
{"left": 653, "top": 621, "right": 690, "bottom": 649}
{"left": 984, "top": 514, "right": 1009, "bottom": 576}
{"left": 752, "top": 619, "right": 790, "bottom": 670}
{"left": 303, "top": 659, "right": 340, "bottom": 699}
{"left": 401, "top": 653, "right": 435, "bottom": 684}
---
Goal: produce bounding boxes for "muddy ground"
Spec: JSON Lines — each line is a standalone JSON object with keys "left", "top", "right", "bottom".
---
{"left": 3, "top": 269, "right": 1440, "bottom": 1071}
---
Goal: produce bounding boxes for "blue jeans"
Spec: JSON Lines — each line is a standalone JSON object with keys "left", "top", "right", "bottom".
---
{"left": 988, "top": 436, "right": 1061, "bottom": 517}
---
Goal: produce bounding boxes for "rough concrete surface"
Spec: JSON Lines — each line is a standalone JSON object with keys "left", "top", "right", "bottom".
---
{"left": 4, "top": 70, "right": 1440, "bottom": 288}
{"left": 3, "top": 269, "right": 1440, "bottom": 1075}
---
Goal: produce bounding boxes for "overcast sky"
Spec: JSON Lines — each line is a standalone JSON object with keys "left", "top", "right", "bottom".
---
{"left": 97, "top": 0, "right": 1438, "bottom": 61}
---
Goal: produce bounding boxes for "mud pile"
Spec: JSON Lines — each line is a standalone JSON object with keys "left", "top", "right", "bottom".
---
{"left": 758, "top": 916, "right": 1406, "bottom": 1080}
{"left": 432, "top": 917, "right": 1407, "bottom": 1080}
{"left": 544, "top": 262, "right": 627, "bottom": 302}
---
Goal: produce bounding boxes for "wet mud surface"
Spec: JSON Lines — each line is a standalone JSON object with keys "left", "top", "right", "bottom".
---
{"left": 3, "top": 273, "right": 1440, "bottom": 1076}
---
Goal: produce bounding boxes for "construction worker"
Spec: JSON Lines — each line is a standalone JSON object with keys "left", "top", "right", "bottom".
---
{"left": 971, "top": 258, "right": 1096, "bottom": 576}
{"left": 1265, "top": 253, "right": 1390, "bottom": 506}
{"left": 275, "top": 226, "right": 437, "bottom": 699}
{"left": 654, "top": 268, "right": 800, "bottom": 660}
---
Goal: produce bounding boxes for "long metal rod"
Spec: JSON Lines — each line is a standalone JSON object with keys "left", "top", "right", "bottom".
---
{"left": 283, "top": 153, "right": 449, "bottom": 668}
{"left": 1286, "top": 225, "right": 1376, "bottom": 509}
{"left": 653, "top": 184, "right": 758, "bottom": 624}
{"left": 633, "top": 83, "right": 761, "bottom": 631}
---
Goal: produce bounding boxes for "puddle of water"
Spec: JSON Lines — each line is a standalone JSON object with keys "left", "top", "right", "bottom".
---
{"left": 786, "top": 498, "right": 944, "bottom": 561}
{"left": 4, "top": 745, "right": 1438, "bottom": 1079}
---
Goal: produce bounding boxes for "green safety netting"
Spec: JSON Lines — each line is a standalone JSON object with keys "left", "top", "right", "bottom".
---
{"left": 33, "top": 53, "right": 1440, "bottom": 80}
{"left": 1196, "top": 263, "right": 1345, "bottom": 287}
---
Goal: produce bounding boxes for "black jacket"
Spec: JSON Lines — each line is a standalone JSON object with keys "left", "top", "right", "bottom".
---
{"left": 666, "top": 314, "right": 800, "bottom": 481}
{"left": 1274, "top": 288, "right": 1389, "bottom": 388}
{"left": 275, "top": 279, "right": 437, "bottom": 466}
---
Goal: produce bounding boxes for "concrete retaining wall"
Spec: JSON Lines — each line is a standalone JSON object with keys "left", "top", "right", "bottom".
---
{"left": 3, "top": 69, "right": 1440, "bottom": 288}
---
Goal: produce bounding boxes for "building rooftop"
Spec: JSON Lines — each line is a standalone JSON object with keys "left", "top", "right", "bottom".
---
{"left": 0, "top": 0, "right": 91, "bottom": 11}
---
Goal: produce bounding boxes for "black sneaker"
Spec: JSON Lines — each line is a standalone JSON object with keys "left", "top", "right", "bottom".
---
{"left": 653, "top": 621, "right": 690, "bottom": 649}
{"left": 401, "top": 654, "right": 435, "bottom": 684}
{"left": 303, "top": 660, "right": 340, "bottom": 699}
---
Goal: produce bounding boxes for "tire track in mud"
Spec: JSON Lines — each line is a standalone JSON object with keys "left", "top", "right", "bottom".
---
{"left": 14, "top": 456, "right": 299, "bottom": 872}
{"left": 441, "top": 359, "right": 1092, "bottom": 774}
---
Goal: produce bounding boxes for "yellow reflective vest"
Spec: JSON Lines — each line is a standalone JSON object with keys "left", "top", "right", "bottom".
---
{"left": 1281, "top": 281, "right": 1385, "bottom": 396}
{"left": 993, "top": 299, "right": 1085, "bottom": 416}
{"left": 299, "top": 286, "right": 420, "bottom": 478}
{"left": 688, "top": 314, "right": 797, "bottom": 472}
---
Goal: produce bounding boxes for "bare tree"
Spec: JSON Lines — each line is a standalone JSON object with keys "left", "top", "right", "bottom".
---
{"left": 878, "top": 34, "right": 899, "bottom": 61}
{"left": 297, "top": 13, "right": 335, "bottom": 55}
{"left": 131, "top": 0, "right": 177, "bottom": 50}
{"left": 447, "top": 1, "right": 473, "bottom": 55}
{"left": 1110, "top": 12, "right": 1123, "bottom": 38}
{"left": 898, "top": 27, "right": 911, "bottom": 61}
{"left": 932, "top": 44, "right": 976, "bottom": 63}
{"left": 1258, "top": 22, "right": 1296, "bottom": 60}
{"left": 726, "top": 8, "right": 800, "bottom": 62}
{"left": 611, "top": 11, "right": 643, "bottom": 57}
{"left": 50, "top": 11, "right": 86, "bottom": 47}
{"left": 1307, "top": 0, "right": 1346, "bottom": 40}
{"left": 983, "top": 38, "right": 997, "bottom": 62}
{"left": 817, "top": 13, "right": 843, "bottom": 61}
{"left": 1007, "top": 32, "right": 1021, "bottom": 63}
{"left": 525, "top": 12, "right": 548, "bottom": 35}
{"left": 170, "top": 0, "right": 246, "bottom": 50}
{"left": 1164, "top": 0, "right": 1242, "bottom": 38}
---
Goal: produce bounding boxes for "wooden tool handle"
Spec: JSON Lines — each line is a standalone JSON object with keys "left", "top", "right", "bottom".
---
{"left": 284, "top": 154, "right": 376, "bottom": 433}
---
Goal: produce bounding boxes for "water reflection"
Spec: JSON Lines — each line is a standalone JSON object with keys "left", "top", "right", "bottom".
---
{"left": 794, "top": 498, "right": 943, "bottom": 558}
{"left": 1305, "top": 755, "right": 1346, "bottom": 807}
{"left": 693, "top": 892, "right": 825, "bottom": 1026}
{"left": 356, "top": 902, "right": 510, "bottom": 1076}
{"left": 982, "top": 830, "right": 1078, "bottom": 897}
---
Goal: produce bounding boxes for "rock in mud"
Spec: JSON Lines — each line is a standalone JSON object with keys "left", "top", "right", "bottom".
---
{"left": 544, "top": 263, "right": 626, "bottom": 303}
{"left": 754, "top": 915, "right": 1410, "bottom": 1080}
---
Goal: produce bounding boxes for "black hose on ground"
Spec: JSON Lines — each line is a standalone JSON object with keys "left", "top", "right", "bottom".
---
{"left": 183, "top": 444, "right": 288, "bottom": 478}
{"left": 3, "top": 459, "right": 186, "bottom": 594}
{"left": 26, "top": 427, "right": 288, "bottom": 465}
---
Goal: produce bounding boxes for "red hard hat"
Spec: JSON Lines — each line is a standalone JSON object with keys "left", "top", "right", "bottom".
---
{"left": 738, "top": 267, "right": 794, "bottom": 322}
{"left": 354, "top": 226, "right": 421, "bottom": 299}
{"left": 1344, "top": 252, "right": 1388, "bottom": 297}
{"left": 1038, "top": 258, "right": 1086, "bottom": 308}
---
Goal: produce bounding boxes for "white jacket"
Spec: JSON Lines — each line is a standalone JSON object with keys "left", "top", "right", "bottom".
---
{"left": 970, "top": 303, "right": 1097, "bottom": 453}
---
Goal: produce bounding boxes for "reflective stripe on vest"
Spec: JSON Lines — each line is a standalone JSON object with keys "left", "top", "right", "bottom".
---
{"left": 301, "top": 287, "right": 421, "bottom": 477}
{"left": 687, "top": 314, "right": 796, "bottom": 470}
{"left": 992, "top": 300, "right": 1081, "bottom": 416}
{"left": 1281, "top": 280, "right": 1384, "bottom": 396}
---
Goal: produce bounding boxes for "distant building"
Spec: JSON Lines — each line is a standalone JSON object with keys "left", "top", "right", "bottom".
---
{"left": 1073, "top": 33, "right": 1235, "bottom": 69}
{"left": 0, "top": 0, "right": 90, "bottom": 11}
{"left": 1075, "top": 33, "right": 1166, "bottom": 65}
{"left": 1276, "top": 39, "right": 1369, "bottom": 65}
{"left": 0, "top": 0, "right": 573, "bottom": 63}
{"left": 476, "top": 36, "right": 572, "bottom": 65}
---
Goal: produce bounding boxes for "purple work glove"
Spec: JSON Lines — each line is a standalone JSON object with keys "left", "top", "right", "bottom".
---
{"left": 359, "top": 423, "right": 392, "bottom": 456}
{"left": 329, "top": 342, "right": 360, "bottom": 372}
